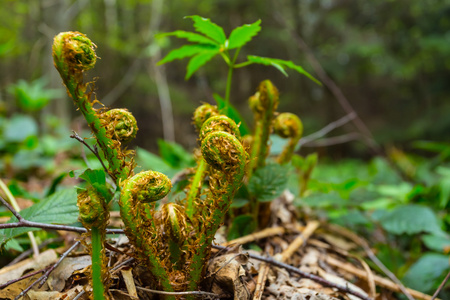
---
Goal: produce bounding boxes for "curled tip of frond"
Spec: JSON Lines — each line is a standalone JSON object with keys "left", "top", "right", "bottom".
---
{"left": 77, "top": 188, "right": 106, "bottom": 228}
{"left": 101, "top": 108, "right": 138, "bottom": 144}
{"left": 159, "top": 203, "right": 188, "bottom": 245}
{"left": 123, "top": 171, "right": 172, "bottom": 203}
{"left": 53, "top": 31, "right": 97, "bottom": 72}
{"left": 250, "top": 80, "right": 279, "bottom": 115}
{"left": 199, "top": 115, "right": 240, "bottom": 141}
{"left": 201, "top": 131, "right": 245, "bottom": 176}
{"left": 274, "top": 112, "right": 303, "bottom": 139}
{"left": 193, "top": 103, "right": 219, "bottom": 131}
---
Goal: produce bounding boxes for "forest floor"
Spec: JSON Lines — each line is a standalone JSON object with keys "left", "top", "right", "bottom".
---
{"left": 0, "top": 191, "right": 439, "bottom": 300}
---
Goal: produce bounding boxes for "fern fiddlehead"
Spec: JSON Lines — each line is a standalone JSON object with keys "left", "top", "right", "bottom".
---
{"left": 274, "top": 112, "right": 303, "bottom": 164}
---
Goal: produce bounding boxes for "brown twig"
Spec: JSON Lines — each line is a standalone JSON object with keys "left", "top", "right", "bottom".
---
{"left": 0, "top": 195, "right": 123, "bottom": 234}
{"left": 135, "top": 286, "right": 219, "bottom": 298}
{"left": 14, "top": 241, "right": 81, "bottom": 300}
{"left": 301, "top": 132, "right": 361, "bottom": 147}
{"left": 70, "top": 131, "right": 114, "bottom": 181}
{"left": 0, "top": 268, "right": 47, "bottom": 289}
{"left": 252, "top": 245, "right": 272, "bottom": 300}
{"left": 325, "top": 223, "right": 414, "bottom": 300}
{"left": 6, "top": 237, "right": 63, "bottom": 267}
{"left": 431, "top": 269, "right": 450, "bottom": 300}
{"left": 279, "top": 220, "right": 319, "bottom": 263}
{"left": 213, "top": 245, "right": 373, "bottom": 300}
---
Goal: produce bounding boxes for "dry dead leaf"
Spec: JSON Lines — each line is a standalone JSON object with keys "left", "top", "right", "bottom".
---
{"left": 48, "top": 255, "right": 91, "bottom": 292}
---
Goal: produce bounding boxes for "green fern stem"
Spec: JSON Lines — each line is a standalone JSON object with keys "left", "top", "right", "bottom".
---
{"left": 187, "top": 131, "right": 246, "bottom": 293}
{"left": 91, "top": 226, "right": 106, "bottom": 300}
{"left": 247, "top": 80, "right": 279, "bottom": 179}
{"left": 185, "top": 158, "right": 207, "bottom": 220}
{"left": 119, "top": 171, "right": 174, "bottom": 294}
{"left": 52, "top": 32, "right": 131, "bottom": 182}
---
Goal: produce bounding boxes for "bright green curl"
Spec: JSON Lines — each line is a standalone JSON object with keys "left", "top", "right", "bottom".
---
{"left": 274, "top": 112, "right": 303, "bottom": 164}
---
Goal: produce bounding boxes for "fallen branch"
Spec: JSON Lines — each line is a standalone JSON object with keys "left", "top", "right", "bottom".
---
{"left": 0, "top": 195, "right": 123, "bottom": 234}
{"left": 213, "top": 245, "right": 372, "bottom": 300}
{"left": 14, "top": 241, "right": 81, "bottom": 300}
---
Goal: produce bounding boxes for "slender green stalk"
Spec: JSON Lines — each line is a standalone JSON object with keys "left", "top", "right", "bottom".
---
{"left": 91, "top": 227, "right": 106, "bottom": 300}
{"left": 185, "top": 159, "right": 207, "bottom": 219}
{"left": 188, "top": 130, "right": 246, "bottom": 293}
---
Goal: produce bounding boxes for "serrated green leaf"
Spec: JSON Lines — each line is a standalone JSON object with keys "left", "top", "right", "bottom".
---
{"left": 247, "top": 55, "right": 288, "bottom": 76}
{"left": 0, "top": 189, "right": 79, "bottom": 247}
{"left": 213, "top": 93, "right": 250, "bottom": 136}
{"left": 227, "top": 20, "right": 261, "bottom": 50}
{"left": 248, "top": 164, "right": 290, "bottom": 202}
{"left": 156, "top": 31, "right": 219, "bottom": 45}
{"left": 158, "top": 44, "right": 218, "bottom": 65}
{"left": 185, "top": 15, "right": 226, "bottom": 44}
{"left": 247, "top": 56, "right": 321, "bottom": 85}
{"left": 402, "top": 253, "right": 450, "bottom": 293}
{"left": 186, "top": 50, "right": 219, "bottom": 79}
{"left": 379, "top": 204, "right": 443, "bottom": 235}
{"left": 272, "top": 58, "right": 321, "bottom": 85}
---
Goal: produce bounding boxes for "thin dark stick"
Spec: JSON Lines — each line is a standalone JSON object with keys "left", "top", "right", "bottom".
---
{"left": 136, "top": 286, "right": 219, "bottom": 298}
{"left": 73, "top": 290, "right": 86, "bottom": 300}
{"left": 298, "top": 112, "right": 357, "bottom": 148}
{"left": 431, "top": 269, "right": 450, "bottom": 300}
{"left": 111, "top": 257, "right": 135, "bottom": 272}
{"left": 6, "top": 237, "right": 63, "bottom": 267}
{"left": 0, "top": 268, "right": 47, "bottom": 289}
{"left": 0, "top": 195, "right": 23, "bottom": 221}
{"left": 14, "top": 241, "right": 81, "bottom": 300}
{"left": 37, "top": 241, "right": 81, "bottom": 288}
{"left": 213, "top": 245, "right": 372, "bottom": 300}
{"left": 70, "top": 131, "right": 114, "bottom": 181}
{"left": 301, "top": 133, "right": 361, "bottom": 147}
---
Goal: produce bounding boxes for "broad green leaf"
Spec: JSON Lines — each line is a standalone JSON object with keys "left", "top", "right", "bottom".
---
{"left": 213, "top": 93, "right": 250, "bottom": 136}
{"left": 185, "top": 15, "right": 226, "bottom": 44}
{"left": 158, "top": 44, "right": 218, "bottom": 65}
{"left": 186, "top": 50, "right": 219, "bottom": 79}
{"left": 299, "top": 192, "right": 347, "bottom": 209}
{"left": 79, "top": 169, "right": 106, "bottom": 186}
{"left": 379, "top": 204, "right": 442, "bottom": 235}
{"left": 248, "top": 164, "right": 290, "bottom": 202}
{"left": 227, "top": 214, "right": 257, "bottom": 240}
{"left": 157, "top": 140, "right": 195, "bottom": 169}
{"left": 156, "top": 31, "right": 218, "bottom": 45}
{"left": 230, "top": 198, "right": 249, "bottom": 209}
{"left": 4, "top": 114, "right": 38, "bottom": 143}
{"left": 272, "top": 58, "right": 321, "bottom": 85}
{"left": 227, "top": 20, "right": 261, "bottom": 50}
{"left": 0, "top": 189, "right": 79, "bottom": 247}
{"left": 247, "top": 55, "right": 288, "bottom": 76}
{"left": 402, "top": 253, "right": 450, "bottom": 293}
{"left": 135, "top": 147, "right": 176, "bottom": 178}
{"left": 422, "top": 233, "right": 450, "bottom": 252}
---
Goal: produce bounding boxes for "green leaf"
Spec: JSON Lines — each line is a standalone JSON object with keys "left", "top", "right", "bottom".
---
{"left": 0, "top": 189, "right": 79, "bottom": 247}
{"left": 402, "top": 253, "right": 450, "bottom": 293}
{"left": 247, "top": 55, "right": 321, "bottom": 85}
{"left": 213, "top": 93, "right": 250, "bottom": 136}
{"left": 379, "top": 204, "right": 443, "bottom": 235}
{"left": 157, "top": 140, "right": 195, "bottom": 169}
{"left": 156, "top": 31, "right": 219, "bottom": 45}
{"left": 227, "top": 20, "right": 261, "bottom": 50}
{"left": 158, "top": 44, "right": 218, "bottom": 65}
{"left": 299, "top": 192, "right": 347, "bottom": 209}
{"left": 186, "top": 50, "right": 219, "bottom": 79}
{"left": 135, "top": 147, "right": 176, "bottom": 178}
{"left": 185, "top": 15, "right": 226, "bottom": 44}
{"left": 4, "top": 114, "right": 38, "bottom": 143}
{"left": 422, "top": 233, "right": 450, "bottom": 252}
{"left": 227, "top": 214, "right": 257, "bottom": 240}
{"left": 247, "top": 55, "right": 288, "bottom": 76}
{"left": 248, "top": 164, "right": 290, "bottom": 202}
